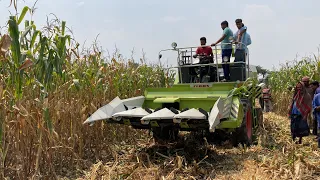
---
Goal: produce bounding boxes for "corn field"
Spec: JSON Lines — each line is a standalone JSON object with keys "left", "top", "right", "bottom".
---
{"left": 0, "top": 6, "right": 175, "bottom": 179}
{"left": 1, "top": 4, "right": 320, "bottom": 180}
{"left": 268, "top": 54, "right": 320, "bottom": 115}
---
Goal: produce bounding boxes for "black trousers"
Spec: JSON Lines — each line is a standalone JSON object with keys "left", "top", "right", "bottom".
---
{"left": 234, "top": 49, "right": 246, "bottom": 63}
{"left": 314, "top": 116, "right": 318, "bottom": 135}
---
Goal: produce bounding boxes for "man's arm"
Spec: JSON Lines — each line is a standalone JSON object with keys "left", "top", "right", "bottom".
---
{"left": 239, "top": 26, "right": 247, "bottom": 36}
{"left": 237, "top": 26, "right": 247, "bottom": 42}
{"left": 211, "top": 34, "right": 226, "bottom": 46}
{"left": 193, "top": 47, "right": 200, "bottom": 58}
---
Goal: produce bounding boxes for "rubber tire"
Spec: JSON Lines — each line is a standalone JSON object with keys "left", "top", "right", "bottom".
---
{"left": 232, "top": 102, "right": 253, "bottom": 147}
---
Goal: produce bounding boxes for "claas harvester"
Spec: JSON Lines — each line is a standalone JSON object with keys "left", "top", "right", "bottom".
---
{"left": 83, "top": 42, "right": 265, "bottom": 146}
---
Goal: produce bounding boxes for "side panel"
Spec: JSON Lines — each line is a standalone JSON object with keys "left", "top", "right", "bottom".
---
{"left": 216, "top": 96, "right": 244, "bottom": 129}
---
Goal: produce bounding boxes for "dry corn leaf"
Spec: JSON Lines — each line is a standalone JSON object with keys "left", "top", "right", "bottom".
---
{"left": 0, "top": 84, "right": 3, "bottom": 99}
{"left": 0, "top": 34, "right": 12, "bottom": 53}
{"left": 18, "top": 58, "right": 33, "bottom": 70}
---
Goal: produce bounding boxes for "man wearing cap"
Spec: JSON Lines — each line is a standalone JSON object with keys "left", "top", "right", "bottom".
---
{"left": 211, "top": 20, "right": 233, "bottom": 81}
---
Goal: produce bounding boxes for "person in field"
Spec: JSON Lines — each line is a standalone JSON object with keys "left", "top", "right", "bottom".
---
{"left": 301, "top": 77, "right": 315, "bottom": 133}
{"left": 262, "top": 86, "right": 272, "bottom": 112}
{"left": 210, "top": 20, "right": 233, "bottom": 81}
{"left": 302, "top": 77, "right": 313, "bottom": 97}
{"left": 288, "top": 81, "right": 312, "bottom": 144}
{"left": 315, "top": 84, "right": 320, "bottom": 94}
{"left": 310, "top": 81, "right": 320, "bottom": 95}
{"left": 310, "top": 81, "right": 320, "bottom": 135}
{"left": 312, "top": 89, "right": 320, "bottom": 148}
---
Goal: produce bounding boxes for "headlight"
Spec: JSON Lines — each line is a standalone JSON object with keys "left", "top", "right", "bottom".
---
{"left": 171, "top": 42, "right": 177, "bottom": 49}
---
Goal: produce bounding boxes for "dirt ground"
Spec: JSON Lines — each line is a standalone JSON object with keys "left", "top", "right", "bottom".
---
{"left": 62, "top": 113, "right": 320, "bottom": 180}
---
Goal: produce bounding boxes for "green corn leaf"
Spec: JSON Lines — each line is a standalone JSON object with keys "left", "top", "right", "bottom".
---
{"left": 30, "top": 30, "right": 40, "bottom": 49}
{"left": 43, "top": 107, "right": 53, "bottom": 133}
{"left": 20, "top": 25, "right": 33, "bottom": 44}
{"left": 61, "top": 21, "right": 66, "bottom": 36}
{"left": 8, "top": 16, "right": 21, "bottom": 67}
{"left": 24, "top": 20, "right": 29, "bottom": 28}
{"left": 17, "top": 6, "right": 30, "bottom": 25}
{"left": 44, "top": 63, "right": 54, "bottom": 89}
{"left": 66, "top": 35, "right": 71, "bottom": 45}
{"left": 44, "top": 49, "right": 55, "bottom": 88}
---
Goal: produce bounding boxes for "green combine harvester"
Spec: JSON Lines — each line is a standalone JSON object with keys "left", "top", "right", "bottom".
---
{"left": 83, "top": 42, "right": 265, "bottom": 146}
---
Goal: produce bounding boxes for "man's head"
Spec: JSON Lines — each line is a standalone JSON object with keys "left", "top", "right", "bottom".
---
{"left": 235, "top": 19, "right": 243, "bottom": 29}
{"left": 302, "top": 76, "right": 310, "bottom": 87}
{"left": 221, "top": 20, "right": 228, "bottom": 29}
{"left": 296, "top": 82, "right": 303, "bottom": 91}
{"left": 200, "top": 37, "right": 206, "bottom": 46}
{"left": 310, "top": 81, "right": 319, "bottom": 91}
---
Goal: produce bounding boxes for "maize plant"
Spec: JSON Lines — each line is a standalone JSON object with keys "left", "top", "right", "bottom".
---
{"left": 268, "top": 55, "right": 320, "bottom": 114}
{"left": 0, "top": 5, "right": 174, "bottom": 179}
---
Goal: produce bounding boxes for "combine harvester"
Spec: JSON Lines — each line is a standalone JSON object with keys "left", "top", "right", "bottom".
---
{"left": 83, "top": 42, "right": 265, "bottom": 146}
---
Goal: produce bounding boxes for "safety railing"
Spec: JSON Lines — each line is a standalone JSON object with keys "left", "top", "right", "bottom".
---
{"left": 158, "top": 42, "right": 250, "bottom": 83}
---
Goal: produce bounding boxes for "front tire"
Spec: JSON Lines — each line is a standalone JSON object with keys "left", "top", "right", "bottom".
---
{"left": 232, "top": 101, "right": 253, "bottom": 146}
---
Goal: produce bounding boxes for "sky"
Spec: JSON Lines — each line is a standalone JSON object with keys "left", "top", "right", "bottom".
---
{"left": 0, "top": 0, "right": 320, "bottom": 70}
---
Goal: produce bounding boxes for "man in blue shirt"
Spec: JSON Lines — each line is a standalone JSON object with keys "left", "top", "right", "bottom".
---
{"left": 312, "top": 81, "right": 320, "bottom": 94}
{"left": 211, "top": 20, "right": 233, "bottom": 81}
{"left": 312, "top": 92, "right": 320, "bottom": 147}
{"left": 310, "top": 81, "right": 320, "bottom": 135}
{"left": 233, "top": 19, "right": 251, "bottom": 63}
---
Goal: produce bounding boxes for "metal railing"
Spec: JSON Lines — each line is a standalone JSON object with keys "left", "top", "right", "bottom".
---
{"left": 158, "top": 42, "right": 250, "bottom": 83}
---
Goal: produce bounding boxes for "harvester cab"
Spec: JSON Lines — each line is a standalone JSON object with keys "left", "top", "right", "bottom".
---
{"left": 83, "top": 42, "right": 264, "bottom": 146}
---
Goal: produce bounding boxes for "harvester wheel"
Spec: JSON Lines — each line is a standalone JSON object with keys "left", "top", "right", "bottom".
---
{"left": 232, "top": 102, "right": 253, "bottom": 146}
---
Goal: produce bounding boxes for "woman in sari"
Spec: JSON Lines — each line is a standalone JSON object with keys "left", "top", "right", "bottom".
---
{"left": 288, "top": 81, "right": 312, "bottom": 144}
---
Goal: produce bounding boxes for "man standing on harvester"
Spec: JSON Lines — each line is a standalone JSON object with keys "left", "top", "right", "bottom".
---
{"left": 210, "top": 19, "right": 251, "bottom": 81}
{"left": 234, "top": 19, "right": 251, "bottom": 63}
{"left": 211, "top": 20, "right": 233, "bottom": 82}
